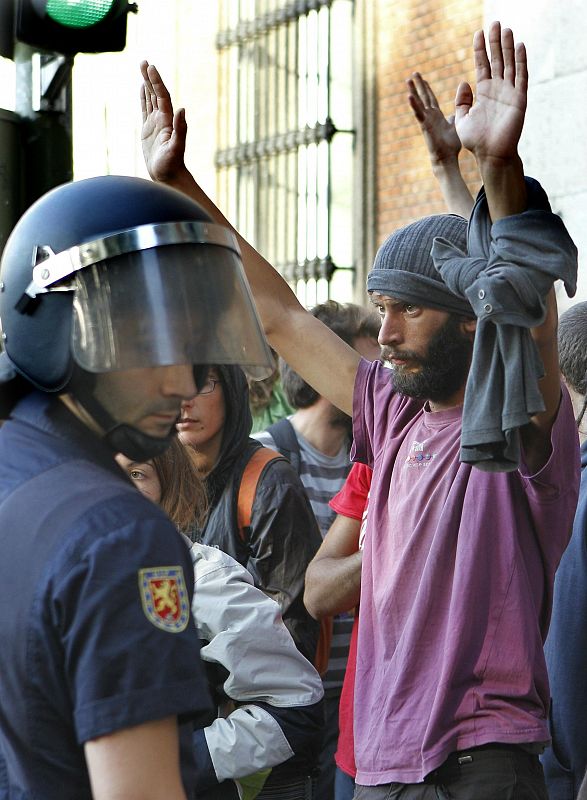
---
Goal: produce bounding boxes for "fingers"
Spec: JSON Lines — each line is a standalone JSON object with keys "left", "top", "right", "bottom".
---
{"left": 473, "top": 22, "right": 526, "bottom": 88}
{"left": 406, "top": 72, "right": 442, "bottom": 125}
{"left": 139, "top": 59, "right": 150, "bottom": 82}
{"left": 454, "top": 81, "right": 473, "bottom": 122}
{"left": 407, "top": 72, "right": 439, "bottom": 112}
{"left": 407, "top": 80, "right": 426, "bottom": 123}
{"left": 173, "top": 108, "right": 188, "bottom": 148}
{"left": 413, "top": 72, "right": 439, "bottom": 109}
{"left": 139, "top": 61, "right": 174, "bottom": 118}
{"left": 501, "top": 26, "right": 515, "bottom": 83}
{"left": 139, "top": 60, "right": 152, "bottom": 118}
{"left": 473, "top": 29, "right": 490, "bottom": 84}
{"left": 499, "top": 27, "right": 527, "bottom": 91}
{"left": 515, "top": 41, "right": 528, "bottom": 94}
{"left": 147, "top": 64, "right": 174, "bottom": 116}
{"left": 488, "top": 20, "right": 504, "bottom": 79}
{"left": 140, "top": 84, "right": 147, "bottom": 120}
{"left": 140, "top": 59, "right": 157, "bottom": 115}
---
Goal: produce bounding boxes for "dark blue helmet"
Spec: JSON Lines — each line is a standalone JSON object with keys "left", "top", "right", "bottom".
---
{"left": 0, "top": 174, "right": 272, "bottom": 392}
{"left": 0, "top": 175, "right": 273, "bottom": 457}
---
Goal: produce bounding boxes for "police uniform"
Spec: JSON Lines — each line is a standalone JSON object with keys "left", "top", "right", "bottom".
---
{"left": 0, "top": 392, "right": 213, "bottom": 799}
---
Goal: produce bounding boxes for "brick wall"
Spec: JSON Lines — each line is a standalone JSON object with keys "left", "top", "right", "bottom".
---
{"left": 375, "top": 0, "right": 483, "bottom": 246}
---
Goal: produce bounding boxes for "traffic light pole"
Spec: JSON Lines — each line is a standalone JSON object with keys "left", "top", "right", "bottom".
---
{"left": 0, "top": 108, "right": 23, "bottom": 257}
{"left": 15, "top": 42, "right": 73, "bottom": 208}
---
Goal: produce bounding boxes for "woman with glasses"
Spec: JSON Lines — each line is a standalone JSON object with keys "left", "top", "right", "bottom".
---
{"left": 178, "top": 365, "right": 323, "bottom": 668}
{"left": 178, "top": 365, "right": 326, "bottom": 800}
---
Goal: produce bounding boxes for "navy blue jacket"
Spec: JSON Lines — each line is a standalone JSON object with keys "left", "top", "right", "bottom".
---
{"left": 0, "top": 393, "right": 212, "bottom": 799}
{"left": 542, "top": 440, "right": 587, "bottom": 798}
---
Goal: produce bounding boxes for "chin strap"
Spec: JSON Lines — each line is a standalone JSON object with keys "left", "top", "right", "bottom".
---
{"left": 67, "top": 367, "right": 178, "bottom": 462}
{"left": 66, "top": 363, "right": 210, "bottom": 462}
{"left": 103, "top": 422, "right": 177, "bottom": 462}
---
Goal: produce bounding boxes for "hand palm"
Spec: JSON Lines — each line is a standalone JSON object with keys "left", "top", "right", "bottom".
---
{"left": 421, "top": 108, "right": 461, "bottom": 161}
{"left": 456, "top": 76, "right": 526, "bottom": 162}
{"left": 141, "top": 106, "right": 177, "bottom": 182}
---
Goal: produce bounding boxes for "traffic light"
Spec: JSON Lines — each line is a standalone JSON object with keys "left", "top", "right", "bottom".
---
{"left": 0, "top": 2, "right": 15, "bottom": 58}
{"left": 14, "top": 0, "right": 138, "bottom": 56}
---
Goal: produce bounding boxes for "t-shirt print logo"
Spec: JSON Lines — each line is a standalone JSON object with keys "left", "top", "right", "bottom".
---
{"left": 139, "top": 566, "right": 190, "bottom": 632}
{"left": 406, "top": 439, "right": 436, "bottom": 468}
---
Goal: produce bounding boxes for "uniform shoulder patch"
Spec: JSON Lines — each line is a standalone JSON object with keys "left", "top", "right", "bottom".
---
{"left": 138, "top": 566, "right": 190, "bottom": 633}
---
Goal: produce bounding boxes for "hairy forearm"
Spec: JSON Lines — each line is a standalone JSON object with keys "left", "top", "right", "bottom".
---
{"left": 476, "top": 155, "right": 527, "bottom": 222}
{"left": 304, "top": 551, "right": 362, "bottom": 619}
{"left": 432, "top": 160, "right": 475, "bottom": 219}
{"left": 162, "top": 167, "right": 225, "bottom": 224}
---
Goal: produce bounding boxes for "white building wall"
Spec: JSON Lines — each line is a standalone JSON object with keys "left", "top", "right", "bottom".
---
{"left": 484, "top": 0, "right": 587, "bottom": 307}
{"left": 72, "top": 0, "right": 218, "bottom": 201}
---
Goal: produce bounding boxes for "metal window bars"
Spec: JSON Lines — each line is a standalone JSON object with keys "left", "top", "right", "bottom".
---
{"left": 216, "top": 0, "right": 355, "bottom": 306}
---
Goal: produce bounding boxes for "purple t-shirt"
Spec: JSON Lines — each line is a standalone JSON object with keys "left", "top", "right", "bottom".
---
{"left": 352, "top": 358, "right": 580, "bottom": 785}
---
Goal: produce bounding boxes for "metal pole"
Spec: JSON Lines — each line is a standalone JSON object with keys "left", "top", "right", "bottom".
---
{"left": 14, "top": 41, "right": 73, "bottom": 209}
{"left": 0, "top": 108, "right": 24, "bottom": 256}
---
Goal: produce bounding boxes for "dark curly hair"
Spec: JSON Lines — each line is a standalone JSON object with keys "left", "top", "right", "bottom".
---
{"left": 280, "top": 300, "right": 380, "bottom": 409}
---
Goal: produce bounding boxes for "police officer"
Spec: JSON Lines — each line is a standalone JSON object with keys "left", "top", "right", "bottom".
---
{"left": 0, "top": 175, "right": 273, "bottom": 799}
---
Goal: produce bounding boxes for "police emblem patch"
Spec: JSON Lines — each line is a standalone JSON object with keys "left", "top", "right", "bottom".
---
{"left": 138, "top": 566, "right": 190, "bottom": 633}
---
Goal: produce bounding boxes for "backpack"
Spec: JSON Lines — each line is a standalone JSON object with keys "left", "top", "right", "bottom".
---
{"left": 237, "top": 437, "right": 333, "bottom": 676}
{"left": 265, "top": 418, "right": 301, "bottom": 474}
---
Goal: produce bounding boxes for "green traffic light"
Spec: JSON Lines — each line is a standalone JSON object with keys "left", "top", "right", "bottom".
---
{"left": 46, "top": 0, "right": 115, "bottom": 28}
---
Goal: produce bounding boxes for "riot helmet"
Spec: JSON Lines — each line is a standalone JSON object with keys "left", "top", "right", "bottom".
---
{"left": 0, "top": 175, "right": 273, "bottom": 458}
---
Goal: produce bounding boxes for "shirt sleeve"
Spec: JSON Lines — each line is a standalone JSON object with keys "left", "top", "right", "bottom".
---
{"left": 190, "top": 544, "right": 323, "bottom": 783}
{"left": 49, "top": 496, "right": 213, "bottom": 745}
{"left": 329, "top": 462, "right": 373, "bottom": 520}
{"left": 517, "top": 385, "right": 581, "bottom": 576}
{"left": 519, "top": 383, "right": 580, "bottom": 498}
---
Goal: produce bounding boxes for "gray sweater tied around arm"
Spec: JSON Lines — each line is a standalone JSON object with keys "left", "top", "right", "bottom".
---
{"left": 431, "top": 177, "right": 578, "bottom": 472}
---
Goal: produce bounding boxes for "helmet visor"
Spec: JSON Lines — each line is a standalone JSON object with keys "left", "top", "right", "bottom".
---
{"left": 71, "top": 243, "right": 273, "bottom": 379}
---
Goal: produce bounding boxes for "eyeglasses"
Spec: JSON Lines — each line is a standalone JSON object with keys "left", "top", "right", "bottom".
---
{"left": 195, "top": 379, "right": 220, "bottom": 396}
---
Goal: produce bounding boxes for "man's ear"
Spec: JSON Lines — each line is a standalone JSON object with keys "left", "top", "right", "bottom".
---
{"left": 460, "top": 317, "right": 477, "bottom": 341}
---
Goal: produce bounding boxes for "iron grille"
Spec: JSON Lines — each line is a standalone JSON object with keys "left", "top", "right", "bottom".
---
{"left": 216, "top": 0, "right": 355, "bottom": 305}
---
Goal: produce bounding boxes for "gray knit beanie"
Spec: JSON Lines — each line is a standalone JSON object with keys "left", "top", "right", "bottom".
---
{"left": 367, "top": 214, "right": 473, "bottom": 316}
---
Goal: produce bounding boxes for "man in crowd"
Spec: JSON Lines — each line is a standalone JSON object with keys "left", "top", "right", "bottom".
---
{"left": 140, "top": 21, "right": 579, "bottom": 798}
{"left": 0, "top": 175, "right": 273, "bottom": 798}
{"left": 304, "top": 461, "right": 372, "bottom": 800}
{"left": 254, "top": 300, "right": 379, "bottom": 800}
{"left": 542, "top": 301, "right": 587, "bottom": 800}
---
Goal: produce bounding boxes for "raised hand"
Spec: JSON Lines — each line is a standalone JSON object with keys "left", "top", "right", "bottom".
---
{"left": 407, "top": 72, "right": 462, "bottom": 169}
{"left": 455, "top": 21, "right": 527, "bottom": 166}
{"left": 407, "top": 71, "right": 475, "bottom": 217}
{"left": 140, "top": 61, "right": 188, "bottom": 184}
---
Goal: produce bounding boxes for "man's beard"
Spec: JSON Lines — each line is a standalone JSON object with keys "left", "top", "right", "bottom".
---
{"left": 383, "top": 316, "right": 473, "bottom": 404}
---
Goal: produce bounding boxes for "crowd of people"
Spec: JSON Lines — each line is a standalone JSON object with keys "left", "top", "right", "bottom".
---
{"left": 0, "top": 19, "right": 586, "bottom": 800}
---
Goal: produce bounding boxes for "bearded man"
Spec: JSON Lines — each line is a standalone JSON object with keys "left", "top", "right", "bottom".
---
{"left": 140, "top": 21, "right": 580, "bottom": 799}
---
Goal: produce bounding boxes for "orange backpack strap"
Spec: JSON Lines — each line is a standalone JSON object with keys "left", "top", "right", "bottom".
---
{"left": 237, "top": 447, "right": 283, "bottom": 540}
{"left": 237, "top": 445, "right": 331, "bottom": 675}
{"left": 314, "top": 616, "right": 334, "bottom": 677}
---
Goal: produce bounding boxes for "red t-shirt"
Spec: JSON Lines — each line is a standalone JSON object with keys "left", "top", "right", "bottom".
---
{"left": 329, "top": 461, "right": 372, "bottom": 778}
